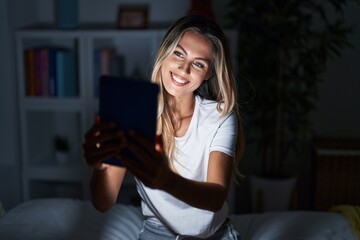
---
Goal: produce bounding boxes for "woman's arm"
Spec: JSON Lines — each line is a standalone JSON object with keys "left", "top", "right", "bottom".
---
{"left": 83, "top": 117, "right": 127, "bottom": 212}
{"left": 120, "top": 131, "right": 233, "bottom": 212}
{"left": 90, "top": 164, "right": 126, "bottom": 212}
{"left": 162, "top": 151, "right": 233, "bottom": 212}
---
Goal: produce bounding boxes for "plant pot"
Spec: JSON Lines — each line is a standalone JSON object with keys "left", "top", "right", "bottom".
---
{"left": 250, "top": 175, "right": 297, "bottom": 212}
{"left": 55, "top": 151, "right": 69, "bottom": 165}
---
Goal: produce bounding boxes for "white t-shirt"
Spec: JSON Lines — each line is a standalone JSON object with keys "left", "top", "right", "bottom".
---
{"left": 135, "top": 95, "right": 237, "bottom": 238}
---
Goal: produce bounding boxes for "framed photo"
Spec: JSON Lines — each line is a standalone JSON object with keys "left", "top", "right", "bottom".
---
{"left": 117, "top": 6, "right": 148, "bottom": 29}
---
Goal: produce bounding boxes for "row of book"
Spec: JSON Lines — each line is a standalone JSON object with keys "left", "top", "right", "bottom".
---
{"left": 93, "top": 48, "right": 125, "bottom": 97}
{"left": 24, "top": 47, "right": 78, "bottom": 97}
{"left": 24, "top": 47, "right": 126, "bottom": 97}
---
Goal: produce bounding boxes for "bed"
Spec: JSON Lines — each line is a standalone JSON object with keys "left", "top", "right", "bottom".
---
{"left": 0, "top": 198, "right": 357, "bottom": 240}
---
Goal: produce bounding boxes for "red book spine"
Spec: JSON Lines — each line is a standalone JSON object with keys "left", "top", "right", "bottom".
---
{"left": 34, "top": 49, "right": 43, "bottom": 96}
{"left": 24, "top": 49, "right": 36, "bottom": 96}
{"left": 100, "top": 48, "right": 115, "bottom": 75}
{"left": 39, "top": 48, "right": 50, "bottom": 96}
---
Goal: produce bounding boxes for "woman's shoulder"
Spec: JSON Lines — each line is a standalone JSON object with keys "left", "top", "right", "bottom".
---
{"left": 196, "top": 95, "right": 235, "bottom": 120}
{"left": 196, "top": 95, "right": 219, "bottom": 107}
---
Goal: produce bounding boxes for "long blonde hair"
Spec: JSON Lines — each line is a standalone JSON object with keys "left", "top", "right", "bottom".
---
{"left": 151, "top": 15, "right": 244, "bottom": 181}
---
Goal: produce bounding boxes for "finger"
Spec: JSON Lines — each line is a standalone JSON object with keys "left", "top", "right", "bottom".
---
{"left": 155, "top": 134, "right": 164, "bottom": 153}
{"left": 95, "top": 115, "right": 101, "bottom": 124}
{"left": 85, "top": 116, "right": 102, "bottom": 139}
{"left": 83, "top": 135, "right": 122, "bottom": 163}
{"left": 83, "top": 138, "right": 123, "bottom": 158}
{"left": 122, "top": 139, "right": 155, "bottom": 167}
{"left": 120, "top": 152, "right": 152, "bottom": 184}
{"left": 83, "top": 130, "right": 124, "bottom": 152}
{"left": 84, "top": 149, "right": 118, "bottom": 167}
{"left": 85, "top": 122, "right": 118, "bottom": 140}
{"left": 84, "top": 137, "right": 126, "bottom": 165}
{"left": 128, "top": 130, "right": 157, "bottom": 154}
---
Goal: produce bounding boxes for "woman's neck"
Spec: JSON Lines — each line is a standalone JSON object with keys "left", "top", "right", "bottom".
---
{"left": 173, "top": 95, "right": 195, "bottom": 119}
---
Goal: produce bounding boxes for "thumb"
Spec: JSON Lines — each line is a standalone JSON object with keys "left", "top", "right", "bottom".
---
{"left": 155, "top": 134, "right": 164, "bottom": 153}
{"left": 95, "top": 115, "right": 101, "bottom": 124}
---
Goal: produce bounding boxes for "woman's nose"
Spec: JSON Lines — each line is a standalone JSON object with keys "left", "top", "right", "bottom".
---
{"left": 178, "top": 61, "right": 191, "bottom": 74}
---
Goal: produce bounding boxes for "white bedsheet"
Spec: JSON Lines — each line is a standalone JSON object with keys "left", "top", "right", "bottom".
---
{"left": 0, "top": 198, "right": 356, "bottom": 240}
{"left": 0, "top": 198, "right": 143, "bottom": 240}
{"left": 230, "top": 211, "right": 356, "bottom": 240}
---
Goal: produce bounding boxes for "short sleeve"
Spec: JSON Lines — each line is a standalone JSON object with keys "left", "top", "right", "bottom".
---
{"left": 209, "top": 112, "right": 237, "bottom": 157}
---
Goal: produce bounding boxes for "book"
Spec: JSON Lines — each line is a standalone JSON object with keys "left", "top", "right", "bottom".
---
{"left": 110, "top": 55, "right": 125, "bottom": 77}
{"left": 63, "top": 51, "right": 77, "bottom": 96}
{"left": 49, "top": 49, "right": 58, "bottom": 96}
{"left": 100, "top": 48, "right": 115, "bottom": 75}
{"left": 34, "top": 48, "right": 43, "bottom": 96}
{"left": 38, "top": 48, "right": 50, "bottom": 96}
{"left": 93, "top": 48, "right": 117, "bottom": 97}
{"left": 24, "top": 49, "right": 36, "bottom": 96}
{"left": 56, "top": 50, "right": 77, "bottom": 97}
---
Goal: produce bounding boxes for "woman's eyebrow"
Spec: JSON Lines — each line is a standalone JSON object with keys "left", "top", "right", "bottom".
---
{"left": 177, "top": 44, "right": 211, "bottom": 63}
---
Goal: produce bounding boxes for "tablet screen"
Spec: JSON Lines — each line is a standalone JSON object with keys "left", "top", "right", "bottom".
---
{"left": 99, "top": 75, "right": 159, "bottom": 166}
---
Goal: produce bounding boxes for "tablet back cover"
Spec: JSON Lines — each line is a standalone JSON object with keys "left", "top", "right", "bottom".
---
{"left": 99, "top": 75, "right": 159, "bottom": 166}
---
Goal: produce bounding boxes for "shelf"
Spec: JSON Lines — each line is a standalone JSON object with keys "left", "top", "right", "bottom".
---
{"left": 15, "top": 28, "right": 167, "bottom": 203}
{"left": 25, "top": 111, "right": 82, "bottom": 166}
{"left": 27, "top": 165, "right": 84, "bottom": 182}
{"left": 29, "top": 180, "right": 83, "bottom": 199}
{"left": 22, "top": 98, "right": 84, "bottom": 111}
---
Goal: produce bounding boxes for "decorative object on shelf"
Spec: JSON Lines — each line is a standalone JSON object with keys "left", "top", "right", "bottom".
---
{"left": 188, "top": 0, "right": 214, "bottom": 20}
{"left": 117, "top": 5, "right": 148, "bottom": 29}
{"left": 54, "top": 135, "right": 70, "bottom": 165}
{"left": 225, "top": 0, "right": 359, "bottom": 212}
{"left": 55, "top": 0, "right": 79, "bottom": 29}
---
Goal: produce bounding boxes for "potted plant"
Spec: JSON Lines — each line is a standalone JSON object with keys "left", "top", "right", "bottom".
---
{"left": 224, "top": 0, "right": 358, "bottom": 211}
{"left": 54, "top": 135, "right": 70, "bottom": 165}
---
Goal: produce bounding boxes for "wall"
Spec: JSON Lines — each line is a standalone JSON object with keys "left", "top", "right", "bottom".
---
{"left": 35, "top": 0, "right": 230, "bottom": 26}
{"left": 0, "top": 0, "right": 39, "bottom": 210}
{"left": 311, "top": 1, "right": 360, "bottom": 137}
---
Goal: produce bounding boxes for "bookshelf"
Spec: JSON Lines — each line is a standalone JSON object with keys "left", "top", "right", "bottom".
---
{"left": 16, "top": 26, "right": 238, "bottom": 206}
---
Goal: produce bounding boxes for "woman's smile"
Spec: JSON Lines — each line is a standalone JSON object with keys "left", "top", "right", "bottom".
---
{"left": 171, "top": 72, "right": 189, "bottom": 86}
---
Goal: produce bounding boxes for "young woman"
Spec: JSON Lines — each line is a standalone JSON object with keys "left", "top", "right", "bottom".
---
{"left": 83, "top": 15, "right": 244, "bottom": 239}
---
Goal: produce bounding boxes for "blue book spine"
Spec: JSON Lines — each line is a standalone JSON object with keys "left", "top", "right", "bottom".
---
{"left": 49, "top": 49, "right": 57, "bottom": 96}
{"left": 56, "top": 51, "right": 65, "bottom": 97}
{"left": 56, "top": 50, "right": 77, "bottom": 97}
{"left": 63, "top": 51, "right": 77, "bottom": 97}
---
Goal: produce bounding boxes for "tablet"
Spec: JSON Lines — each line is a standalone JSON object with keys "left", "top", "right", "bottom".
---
{"left": 99, "top": 75, "right": 159, "bottom": 167}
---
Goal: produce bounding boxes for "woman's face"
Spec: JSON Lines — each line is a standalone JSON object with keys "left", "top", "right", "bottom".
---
{"left": 161, "top": 30, "right": 213, "bottom": 99}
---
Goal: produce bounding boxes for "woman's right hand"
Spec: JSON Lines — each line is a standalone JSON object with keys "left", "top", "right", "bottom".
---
{"left": 82, "top": 116, "right": 124, "bottom": 170}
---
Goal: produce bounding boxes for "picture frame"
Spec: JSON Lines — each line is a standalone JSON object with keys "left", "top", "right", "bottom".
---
{"left": 117, "top": 6, "right": 148, "bottom": 29}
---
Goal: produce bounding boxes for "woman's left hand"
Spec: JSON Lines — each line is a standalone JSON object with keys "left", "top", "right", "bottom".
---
{"left": 118, "top": 131, "right": 171, "bottom": 189}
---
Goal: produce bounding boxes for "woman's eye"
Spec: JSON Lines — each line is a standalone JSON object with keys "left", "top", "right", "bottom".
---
{"left": 174, "top": 51, "right": 183, "bottom": 58}
{"left": 193, "top": 62, "right": 205, "bottom": 69}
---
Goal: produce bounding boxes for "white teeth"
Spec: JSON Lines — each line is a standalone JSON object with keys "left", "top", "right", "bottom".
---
{"left": 172, "top": 73, "right": 187, "bottom": 84}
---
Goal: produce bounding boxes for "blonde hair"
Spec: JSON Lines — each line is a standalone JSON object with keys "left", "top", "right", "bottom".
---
{"left": 151, "top": 15, "right": 244, "bottom": 181}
